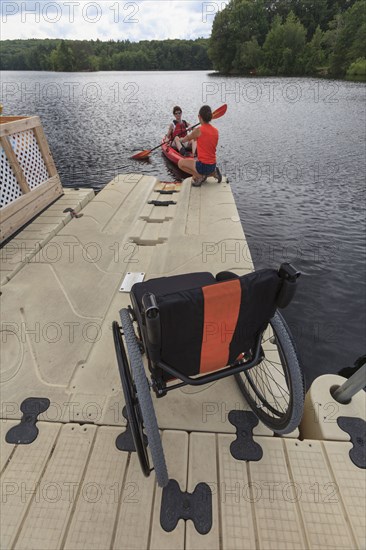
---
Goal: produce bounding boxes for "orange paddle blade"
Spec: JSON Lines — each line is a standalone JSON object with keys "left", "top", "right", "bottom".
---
{"left": 131, "top": 150, "right": 151, "bottom": 160}
{"left": 212, "top": 103, "right": 227, "bottom": 120}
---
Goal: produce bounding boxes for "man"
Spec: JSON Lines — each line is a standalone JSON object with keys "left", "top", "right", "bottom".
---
{"left": 178, "top": 105, "right": 222, "bottom": 186}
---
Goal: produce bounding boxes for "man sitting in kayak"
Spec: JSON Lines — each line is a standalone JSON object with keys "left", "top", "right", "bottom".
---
{"left": 178, "top": 105, "right": 222, "bottom": 186}
{"left": 165, "top": 106, "right": 196, "bottom": 157}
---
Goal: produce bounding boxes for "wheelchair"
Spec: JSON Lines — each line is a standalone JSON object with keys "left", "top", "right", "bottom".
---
{"left": 113, "top": 263, "right": 305, "bottom": 487}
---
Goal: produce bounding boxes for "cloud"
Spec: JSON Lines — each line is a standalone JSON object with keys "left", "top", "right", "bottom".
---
{"left": 0, "top": 0, "right": 229, "bottom": 41}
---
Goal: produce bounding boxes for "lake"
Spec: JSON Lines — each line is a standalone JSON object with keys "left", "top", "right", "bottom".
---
{"left": 1, "top": 70, "right": 365, "bottom": 388}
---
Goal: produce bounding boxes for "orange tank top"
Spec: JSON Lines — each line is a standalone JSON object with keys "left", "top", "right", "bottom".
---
{"left": 197, "top": 124, "right": 218, "bottom": 164}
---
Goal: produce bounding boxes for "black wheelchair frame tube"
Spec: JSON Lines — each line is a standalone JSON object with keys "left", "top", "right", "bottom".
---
{"left": 151, "top": 331, "right": 264, "bottom": 391}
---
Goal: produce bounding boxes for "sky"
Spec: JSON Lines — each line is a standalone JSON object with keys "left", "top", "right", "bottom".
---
{"left": 1, "top": 0, "right": 229, "bottom": 41}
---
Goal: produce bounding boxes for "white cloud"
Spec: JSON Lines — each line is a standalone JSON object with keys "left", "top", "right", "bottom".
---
{"left": 0, "top": 0, "right": 229, "bottom": 41}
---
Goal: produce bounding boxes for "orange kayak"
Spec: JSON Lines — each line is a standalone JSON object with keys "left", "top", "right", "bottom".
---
{"left": 161, "top": 139, "right": 193, "bottom": 174}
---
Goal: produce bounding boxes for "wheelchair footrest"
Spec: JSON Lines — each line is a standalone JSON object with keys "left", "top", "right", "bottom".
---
{"left": 228, "top": 410, "right": 263, "bottom": 461}
{"left": 115, "top": 406, "right": 147, "bottom": 453}
{"left": 160, "top": 479, "right": 212, "bottom": 535}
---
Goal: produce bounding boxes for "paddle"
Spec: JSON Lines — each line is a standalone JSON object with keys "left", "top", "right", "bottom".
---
{"left": 131, "top": 104, "right": 227, "bottom": 160}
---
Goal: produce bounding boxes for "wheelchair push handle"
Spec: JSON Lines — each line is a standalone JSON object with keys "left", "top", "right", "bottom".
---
{"left": 142, "top": 293, "right": 159, "bottom": 319}
{"left": 279, "top": 263, "right": 301, "bottom": 282}
{"left": 142, "top": 293, "right": 161, "bottom": 351}
{"left": 277, "top": 263, "right": 301, "bottom": 309}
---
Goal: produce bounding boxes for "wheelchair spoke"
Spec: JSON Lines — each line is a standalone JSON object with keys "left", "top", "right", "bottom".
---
{"left": 253, "top": 362, "right": 288, "bottom": 415}
{"left": 235, "top": 312, "right": 304, "bottom": 434}
{"left": 262, "top": 361, "right": 289, "bottom": 407}
{"left": 261, "top": 360, "right": 290, "bottom": 399}
{"left": 240, "top": 330, "right": 292, "bottom": 417}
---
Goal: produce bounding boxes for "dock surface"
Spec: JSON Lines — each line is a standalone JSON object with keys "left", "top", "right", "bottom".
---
{"left": 1, "top": 174, "right": 365, "bottom": 549}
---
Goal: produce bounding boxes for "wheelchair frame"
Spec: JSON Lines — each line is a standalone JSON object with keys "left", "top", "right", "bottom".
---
{"left": 128, "top": 302, "right": 266, "bottom": 395}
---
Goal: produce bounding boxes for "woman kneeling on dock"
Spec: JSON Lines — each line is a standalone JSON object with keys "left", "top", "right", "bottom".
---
{"left": 178, "top": 105, "right": 222, "bottom": 187}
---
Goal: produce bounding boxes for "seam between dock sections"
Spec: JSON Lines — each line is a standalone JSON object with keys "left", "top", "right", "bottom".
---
{"left": 281, "top": 438, "right": 309, "bottom": 549}
{"left": 246, "top": 460, "right": 260, "bottom": 550}
{"left": 215, "top": 432, "right": 223, "bottom": 550}
{"left": 9, "top": 424, "right": 63, "bottom": 550}
{"left": 147, "top": 466, "right": 158, "bottom": 550}
{"left": 183, "top": 430, "right": 190, "bottom": 550}
{"left": 0, "top": 446, "right": 17, "bottom": 478}
{"left": 59, "top": 427, "right": 99, "bottom": 550}
{"left": 110, "top": 452, "right": 132, "bottom": 550}
{"left": 319, "top": 441, "right": 359, "bottom": 550}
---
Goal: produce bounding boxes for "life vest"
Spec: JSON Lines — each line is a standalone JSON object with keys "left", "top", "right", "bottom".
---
{"left": 172, "top": 119, "right": 188, "bottom": 139}
{"left": 197, "top": 124, "right": 218, "bottom": 164}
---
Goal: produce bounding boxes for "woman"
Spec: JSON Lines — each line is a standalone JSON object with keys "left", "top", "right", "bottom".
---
{"left": 178, "top": 105, "right": 222, "bottom": 186}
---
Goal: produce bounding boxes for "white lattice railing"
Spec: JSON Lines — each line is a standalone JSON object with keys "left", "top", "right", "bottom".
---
{"left": 0, "top": 116, "right": 63, "bottom": 243}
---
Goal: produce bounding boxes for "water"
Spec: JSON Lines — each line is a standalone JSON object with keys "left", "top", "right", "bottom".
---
{"left": 2, "top": 70, "right": 365, "bottom": 388}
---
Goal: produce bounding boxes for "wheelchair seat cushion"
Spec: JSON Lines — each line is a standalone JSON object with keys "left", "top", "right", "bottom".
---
{"left": 132, "top": 269, "right": 281, "bottom": 377}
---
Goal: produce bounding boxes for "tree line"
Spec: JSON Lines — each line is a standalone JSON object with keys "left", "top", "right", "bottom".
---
{"left": 209, "top": 0, "right": 366, "bottom": 77}
{"left": 0, "top": 38, "right": 212, "bottom": 72}
{"left": 0, "top": 0, "right": 365, "bottom": 77}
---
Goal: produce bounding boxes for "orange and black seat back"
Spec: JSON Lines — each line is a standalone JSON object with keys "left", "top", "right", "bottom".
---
{"left": 149, "top": 268, "right": 281, "bottom": 377}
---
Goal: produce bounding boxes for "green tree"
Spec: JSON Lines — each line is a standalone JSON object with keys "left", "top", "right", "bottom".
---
{"left": 50, "top": 40, "right": 75, "bottom": 71}
{"left": 237, "top": 38, "right": 263, "bottom": 73}
{"left": 329, "top": 0, "right": 366, "bottom": 76}
{"left": 209, "top": 7, "right": 236, "bottom": 72}
{"left": 303, "top": 25, "right": 326, "bottom": 74}
{"left": 291, "top": 0, "right": 328, "bottom": 38}
{"left": 263, "top": 12, "right": 306, "bottom": 75}
{"left": 88, "top": 55, "right": 100, "bottom": 72}
{"left": 346, "top": 57, "right": 366, "bottom": 75}
{"left": 71, "top": 41, "right": 94, "bottom": 71}
{"left": 209, "top": 0, "right": 269, "bottom": 73}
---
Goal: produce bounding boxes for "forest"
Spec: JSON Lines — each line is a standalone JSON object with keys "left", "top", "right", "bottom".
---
{"left": 209, "top": 0, "right": 366, "bottom": 77}
{"left": 0, "top": 38, "right": 212, "bottom": 72}
{"left": 0, "top": 0, "right": 365, "bottom": 77}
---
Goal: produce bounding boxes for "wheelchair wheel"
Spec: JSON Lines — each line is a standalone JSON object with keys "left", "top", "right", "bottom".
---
{"left": 235, "top": 311, "right": 305, "bottom": 434}
{"left": 120, "top": 309, "right": 169, "bottom": 488}
{"left": 113, "top": 321, "right": 150, "bottom": 476}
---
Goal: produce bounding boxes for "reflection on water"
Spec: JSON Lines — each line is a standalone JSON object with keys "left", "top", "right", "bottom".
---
{"left": 2, "top": 71, "right": 365, "bottom": 387}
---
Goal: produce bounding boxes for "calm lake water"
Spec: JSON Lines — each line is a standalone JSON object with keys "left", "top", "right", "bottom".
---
{"left": 1, "top": 70, "right": 365, "bottom": 388}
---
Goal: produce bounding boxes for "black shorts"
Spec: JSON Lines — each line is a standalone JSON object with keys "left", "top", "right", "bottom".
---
{"left": 196, "top": 161, "right": 216, "bottom": 175}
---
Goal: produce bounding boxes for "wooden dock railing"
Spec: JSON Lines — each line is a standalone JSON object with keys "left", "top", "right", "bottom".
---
{"left": 0, "top": 116, "right": 63, "bottom": 243}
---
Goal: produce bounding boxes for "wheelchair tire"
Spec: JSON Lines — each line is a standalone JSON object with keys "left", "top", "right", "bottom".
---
{"left": 235, "top": 311, "right": 305, "bottom": 434}
{"left": 120, "top": 309, "right": 169, "bottom": 488}
{"left": 113, "top": 321, "right": 150, "bottom": 475}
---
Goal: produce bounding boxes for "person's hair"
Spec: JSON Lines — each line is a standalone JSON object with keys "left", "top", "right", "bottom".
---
{"left": 173, "top": 106, "right": 182, "bottom": 114}
{"left": 199, "top": 105, "right": 212, "bottom": 123}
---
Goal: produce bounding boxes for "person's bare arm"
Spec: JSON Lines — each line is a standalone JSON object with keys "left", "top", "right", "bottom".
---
{"left": 181, "top": 127, "right": 201, "bottom": 143}
{"left": 166, "top": 123, "right": 174, "bottom": 140}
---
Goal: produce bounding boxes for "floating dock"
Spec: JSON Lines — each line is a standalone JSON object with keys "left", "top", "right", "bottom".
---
{"left": 0, "top": 116, "right": 365, "bottom": 549}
